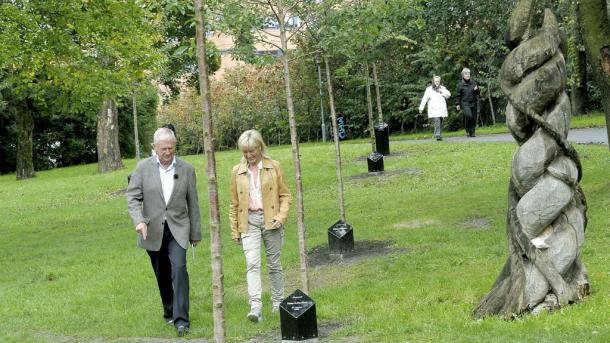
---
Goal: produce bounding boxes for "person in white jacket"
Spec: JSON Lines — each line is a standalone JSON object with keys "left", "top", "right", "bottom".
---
{"left": 419, "top": 76, "right": 451, "bottom": 141}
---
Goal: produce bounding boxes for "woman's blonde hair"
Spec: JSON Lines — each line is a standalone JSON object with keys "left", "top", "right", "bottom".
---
{"left": 237, "top": 129, "right": 269, "bottom": 161}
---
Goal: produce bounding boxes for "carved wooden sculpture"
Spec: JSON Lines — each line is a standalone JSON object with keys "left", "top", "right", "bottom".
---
{"left": 474, "top": 0, "right": 590, "bottom": 318}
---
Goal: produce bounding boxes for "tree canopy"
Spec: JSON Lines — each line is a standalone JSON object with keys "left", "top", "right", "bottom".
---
{"left": 1, "top": 0, "right": 607, "bottom": 174}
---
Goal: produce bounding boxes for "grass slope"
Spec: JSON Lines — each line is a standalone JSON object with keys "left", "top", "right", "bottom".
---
{"left": 1, "top": 138, "right": 608, "bottom": 342}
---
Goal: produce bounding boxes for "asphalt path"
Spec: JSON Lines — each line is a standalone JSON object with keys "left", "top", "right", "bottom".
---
{"left": 399, "top": 127, "right": 608, "bottom": 146}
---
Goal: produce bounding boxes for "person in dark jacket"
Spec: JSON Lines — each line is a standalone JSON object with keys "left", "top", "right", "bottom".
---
{"left": 455, "top": 68, "right": 480, "bottom": 137}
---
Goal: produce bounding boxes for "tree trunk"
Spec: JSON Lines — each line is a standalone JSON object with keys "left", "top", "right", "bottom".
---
{"left": 194, "top": 1, "right": 225, "bottom": 342}
{"left": 96, "top": 98, "right": 124, "bottom": 173}
{"left": 578, "top": 0, "right": 610, "bottom": 148}
{"left": 316, "top": 59, "right": 327, "bottom": 142}
{"left": 372, "top": 62, "right": 383, "bottom": 123}
{"left": 132, "top": 91, "right": 141, "bottom": 160}
{"left": 16, "top": 105, "right": 35, "bottom": 180}
{"left": 277, "top": 0, "right": 310, "bottom": 294}
{"left": 365, "top": 62, "right": 376, "bottom": 152}
{"left": 324, "top": 57, "right": 346, "bottom": 222}
{"left": 571, "top": 49, "right": 588, "bottom": 116}
{"left": 487, "top": 83, "right": 496, "bottom": 125}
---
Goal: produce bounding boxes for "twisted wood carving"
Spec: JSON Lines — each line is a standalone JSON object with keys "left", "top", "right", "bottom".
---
{"left": 474, "top": 0, "right": 590, "bottom": 318}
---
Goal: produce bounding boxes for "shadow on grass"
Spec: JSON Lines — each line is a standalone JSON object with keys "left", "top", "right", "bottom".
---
{"left": 308, "top": 240, "right": 407, "bottom": 267}
{"left": 243, "top": 321, "right": 359, "bottom": 343}
{"left": 349, "top": 168, "right": 423, "bottom": 180}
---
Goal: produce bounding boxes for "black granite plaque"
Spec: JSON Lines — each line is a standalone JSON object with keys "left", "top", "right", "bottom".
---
{"left": 367, "top": 152, "right": 384, "bottom": 173}
{"left": 374, "top": 122, "right": 390, "bottom": 155}
{"left": 328, "top": 220, "right": 354, "bottom": 254}
{"left": 280, "top": 289, "right": 318, "bottom": 342}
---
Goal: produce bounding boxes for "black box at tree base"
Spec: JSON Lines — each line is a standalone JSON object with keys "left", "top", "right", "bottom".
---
{"left": 328, "top": 220, "right": 354, "bottom": 254}
{"left": 367, "top": 152, "right": 384, "bottom": 173}
{"left": 374, "top": 122, "right": 390, "bottom": 155}
{"left": 280, "top": 289, "right": 318, "bottom": 343}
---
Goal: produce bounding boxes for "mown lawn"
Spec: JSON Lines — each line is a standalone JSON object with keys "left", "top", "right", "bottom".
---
{"left": 1, "top": 134, "right": 608, "bottom": 342}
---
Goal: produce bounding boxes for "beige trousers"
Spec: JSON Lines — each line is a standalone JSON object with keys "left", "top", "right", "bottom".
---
{"left": 241, "top": 211, "right": 284, "bottom": 309}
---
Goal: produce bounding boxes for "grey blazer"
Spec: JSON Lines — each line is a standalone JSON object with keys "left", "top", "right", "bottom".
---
{"left": 126, "top": 157, "right": 202, "bottom": 250}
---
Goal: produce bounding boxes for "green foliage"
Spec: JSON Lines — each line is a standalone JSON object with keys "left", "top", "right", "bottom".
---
{"left": 0, "top": 0, "right": 163, "bottom": 112}
{"left": 118, "top": 84, "right": 160, "bottom": 159}
{"left": 1, "top": 141, "right": 609, "bottom": 341}
{"left": 145, "top": 0, "right": 221, "bottom": 96}
{"left": 160, "top": 58, "right": 322, "bottom": 154}
{"left": 0, "top": 82, "right": 161, "bottom": 173}
{"left": 0, "top": 0, "right": 164, "bottom": 173}
{"left": 158, "top": 87, "right": 205, "bottom": 156}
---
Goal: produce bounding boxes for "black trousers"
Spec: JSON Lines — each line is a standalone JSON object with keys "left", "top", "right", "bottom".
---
{"left": 147, "top": 222, "right": 190, "bottom": 327}
{"left": 462, "top": 105, "right": 477, "bottom": 137}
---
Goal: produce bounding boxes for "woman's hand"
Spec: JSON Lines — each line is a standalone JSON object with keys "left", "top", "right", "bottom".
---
{"left": 271, "top": 220, "right": 282, "bottom": 229}
{"left": 232, "top": 237, "right": 242, "bottom": 245}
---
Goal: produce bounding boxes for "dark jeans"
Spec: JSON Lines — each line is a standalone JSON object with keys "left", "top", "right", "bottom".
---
{"left": 147, "top": 222, "right": 190, "bottom": 327}
{"left": 462, "top": 105, "right": 477, "bottom": 136}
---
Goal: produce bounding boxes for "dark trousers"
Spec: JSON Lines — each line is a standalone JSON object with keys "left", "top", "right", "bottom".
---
{"left": 462, "top": 105, "right": 477, "bottom": 137}
{"left": 147, "top": 222, "right": 190, "bottom": 327}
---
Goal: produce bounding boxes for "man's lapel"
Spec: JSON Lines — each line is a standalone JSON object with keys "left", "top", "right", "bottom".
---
{"left": 150, "top": 157, "right": 165, "bottom": 203}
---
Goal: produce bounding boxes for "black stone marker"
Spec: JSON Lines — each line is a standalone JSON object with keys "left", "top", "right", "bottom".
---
{"left": 367, "top": 151, "right": 384, "bottom": 173}
{"left": 374, "top": 122, "right": 390, "bottom": 155}
{"left": 328, "top": 220, "right": 354, "bottom": 255}
{"left": 280, "top": 289, "right": 318, "bottom": 343}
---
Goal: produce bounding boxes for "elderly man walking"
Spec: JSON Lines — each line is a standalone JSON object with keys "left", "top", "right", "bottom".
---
{"left": 127, "top": 127, "right": 202, "bottom": 337}
{"left": 455, "top": 68, "right": 481, "bottom": 137}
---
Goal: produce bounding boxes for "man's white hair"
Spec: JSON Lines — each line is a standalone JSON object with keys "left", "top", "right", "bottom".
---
{"left": 153, "top": 127, "right": 176, "bottom": 144}
{"left": 461, "top": 68, "right": 471, "bottom": 75}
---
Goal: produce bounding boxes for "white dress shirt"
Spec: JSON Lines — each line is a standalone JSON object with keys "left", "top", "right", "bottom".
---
{"left": 157, "top": 156, "right": 176, "bottom": 206}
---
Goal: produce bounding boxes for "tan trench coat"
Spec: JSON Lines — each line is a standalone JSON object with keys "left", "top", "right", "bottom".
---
{"left": 229, "top": 157, "right": 292, "bottom": 240}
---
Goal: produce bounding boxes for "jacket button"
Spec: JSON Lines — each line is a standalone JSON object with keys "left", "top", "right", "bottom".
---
{"left": 269, "top": 187, "right": 272, "bottom": 190}
{"left": 271, "top": 205, "right": 275, "bottom": 209}
{"left": 240, "top": 209, "right": 243, "bottom": 212}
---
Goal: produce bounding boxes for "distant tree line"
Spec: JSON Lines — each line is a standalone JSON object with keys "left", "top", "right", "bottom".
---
{"left": 160, "top": 0, "right": 604, "bottom": 153}
{"left": 1, "top": 0, "right": 607, "bottom": 175}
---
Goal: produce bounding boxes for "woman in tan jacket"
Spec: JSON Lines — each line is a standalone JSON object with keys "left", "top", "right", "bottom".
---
{"left": 229, "top": 129, "right": 292, "bottom": 322}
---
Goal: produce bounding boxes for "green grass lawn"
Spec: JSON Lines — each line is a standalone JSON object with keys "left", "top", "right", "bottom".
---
{"left": 1, "top": 136, "right": 609, "bottom": 342}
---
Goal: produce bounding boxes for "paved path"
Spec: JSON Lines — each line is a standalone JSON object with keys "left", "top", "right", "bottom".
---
{"left": 399, "top": 127, "right": 608, "bottom": 145}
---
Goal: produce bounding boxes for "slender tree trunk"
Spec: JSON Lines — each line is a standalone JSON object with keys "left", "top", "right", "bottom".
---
{"left": 487, "top": 83, "right": 496, "bottom": 125}
{"left": 277, "top": 0, "right": 309, "bottom": 294}
{"left": 16, "top": 104, "right": 35, "bottom": 180}
{"left": 324, "top": 57, "right": 346, "bottom": 222}
{"left": 365, "top": 62, "right": 376, "bottom": 152}
{"left": 316, "top": 59, "right": 327, "bottom": 142}
{"left": 96, "top": 98, "right": 124, "bottom": 173}
{"left": 578, "top": 0, "right": 610, "bottom": 148}
{"left": 132, "top": 91, "right": 141, "bottom": 160}
{"left": 194, "top": 1, "right": 225, "bottom": 342}
{"left": 372, "top": 62, "right": 383, "bottom": 123}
